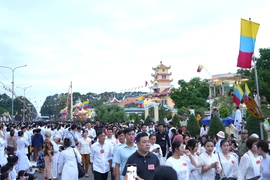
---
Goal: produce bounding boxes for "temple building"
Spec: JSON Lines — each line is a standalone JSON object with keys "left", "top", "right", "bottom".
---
{"left": 145, "top": 61, "right": 174, "bottom": 108}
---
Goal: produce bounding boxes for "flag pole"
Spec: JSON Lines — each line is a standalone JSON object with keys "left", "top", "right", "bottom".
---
{"left": 70, "top": 81, "right": 73, "bottom": 121}
{"left": 249, "top": 18, "right": 264, "bottom": 140}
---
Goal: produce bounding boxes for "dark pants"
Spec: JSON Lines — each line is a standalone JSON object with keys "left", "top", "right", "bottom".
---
{"left": 161, "top": 146, "right": 167, "bottom": 157}
{"left": 94, "top": 171, "right": 108, "bottom": 180}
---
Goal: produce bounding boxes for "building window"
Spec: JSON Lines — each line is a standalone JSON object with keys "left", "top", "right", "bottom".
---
{"left": 162, "top": 75, "right": 166, "bottom": 79}
{"left": 155, "top": 76, "right": 158, "bottom": 80}
{"left": 162, "top": 99, "right": 167, "bottom": 105}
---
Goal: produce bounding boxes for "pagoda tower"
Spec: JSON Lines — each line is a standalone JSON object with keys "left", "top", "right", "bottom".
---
{"left": 150, "top": 61, "right": 173, "bottom": 97}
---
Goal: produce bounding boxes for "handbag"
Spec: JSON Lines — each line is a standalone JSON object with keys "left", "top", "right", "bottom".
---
{"left": 72, "top": 148, "right": 85, "bottom": 178}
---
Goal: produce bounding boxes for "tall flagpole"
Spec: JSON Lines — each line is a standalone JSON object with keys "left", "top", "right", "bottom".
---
{"left": 249, "top": 18, "right": 264, "bottom": 140}
{"left": 70, "top": 81, "right": 73, "bottom": 121}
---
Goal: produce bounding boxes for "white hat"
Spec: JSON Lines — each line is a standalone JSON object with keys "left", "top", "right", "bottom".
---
{"left": 250, "top": 133, "right": 259, "bottom": 138}
{"left": 216, "top": 131, "right": 225, "bottom": 138}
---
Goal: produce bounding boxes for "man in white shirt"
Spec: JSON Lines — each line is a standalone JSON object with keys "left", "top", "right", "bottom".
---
{"left": 90, "top": 131, "right": 113, "bottom": 180}
{"left": 234, "top": 106, "right": 242, "bottom": 132}
{"left": 105, "top": 128, "right": 117, "bottom": 147}
{"left": 86, "top": 123, "right": 96, "bottom": 141}
{"left": 215, "top": 131, "right": 225, "bottom": 153}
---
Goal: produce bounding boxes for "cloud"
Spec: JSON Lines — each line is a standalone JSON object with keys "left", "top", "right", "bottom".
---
{"left": 0, "top": 0, "right": 270, "bottom": 112}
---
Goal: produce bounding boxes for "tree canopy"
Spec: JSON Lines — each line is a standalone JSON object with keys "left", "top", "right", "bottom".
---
{"left": 94, "top": 105, "right": 127, "bottom": 123}
{"left": 171, "top": 77, "right": 209, "bottom": 109}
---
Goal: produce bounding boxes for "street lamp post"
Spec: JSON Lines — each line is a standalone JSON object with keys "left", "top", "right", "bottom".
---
{"left": 17, "top": 86, "right": 32, "bottom": 122}
{"left": 0, "top": 65, "right": 27, "bottom": 122}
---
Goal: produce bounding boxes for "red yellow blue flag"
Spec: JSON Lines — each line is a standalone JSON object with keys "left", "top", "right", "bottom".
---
{"left": 237, "top": 18, "right": 260, "bottom": 68}
{"left": 232, "top": 84, "right": 244, "bottom": 106}
{"left": 197, "top": 65, "right": 204, "bottom": 72}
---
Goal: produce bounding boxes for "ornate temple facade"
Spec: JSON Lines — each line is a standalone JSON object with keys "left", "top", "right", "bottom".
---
{"left": 145, "top": 61, "right": 175, "bottom": 108}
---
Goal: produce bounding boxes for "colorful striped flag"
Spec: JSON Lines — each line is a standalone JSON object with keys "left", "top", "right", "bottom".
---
{"left": 197, "top": 65, "right": 204, "bottom": 72}
{"left": 237, "top": 18, "right": 260, "bottom": 68}
{"left": 232, "top": 84, "right": 244, "bottom": 106}
{"left": 244, "top": 83, "right": 251, "bottom": 105}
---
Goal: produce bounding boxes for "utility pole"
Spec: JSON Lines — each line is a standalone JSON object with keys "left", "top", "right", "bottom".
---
{"left": 17, "top": 86, "right": 32, "bottom": 122}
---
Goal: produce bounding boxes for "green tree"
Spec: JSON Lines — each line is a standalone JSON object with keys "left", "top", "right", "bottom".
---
{"left": 245, "top": 113, "right": 268, "bottom": 139}
{"left": 208, "top": 114, "right": 225, "bottom": 138}
{"left": 134, "top": 114, "right": 140, "bottom": 125}
{"left": 172, "top": 114, "right": 181, "bottom": 128}
{"left": 171, "top": 77, "right": 209, "bottom": 109}
{"left": 94, "top": 105, "right": 127, "bottom": 123}
{"left": 145, "top": 115, "right": 151, "bottom": 125}
{"left": 212, "top": 96, "right": 234, "bottom": 116}
{"left": 219, "top": 105, "right": 230, "bottom": 118}
{"left": 186, "top": 114, "right": 200, "bottom": 137}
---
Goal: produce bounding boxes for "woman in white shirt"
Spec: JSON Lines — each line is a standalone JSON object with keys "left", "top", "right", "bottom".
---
{"left": 238, "top": 137, "right": 261, "bottom": 180}
{"left": 199, "top": 139, "right": 221, "bottom": 180}
{"left": 186, "top": 139, "right": 204, "bottom": 180}
{"left": 165, "top": 140, "right": 198, "bottom": 180}
{"left": 256, "top": 140, "right": 270, "bottom": 180}
{"left": 77, "top": 129, "right": 91, "bottom": 177}
{"left": 149, "top": 134, "right": 163, "bottom": 163}
{"left": 217, "top": 139, "right": 238, "bottom": 180}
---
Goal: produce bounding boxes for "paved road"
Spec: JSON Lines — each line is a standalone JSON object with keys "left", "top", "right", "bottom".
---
{"left": 34, "top": 168, "right": 112, "bottom": 180}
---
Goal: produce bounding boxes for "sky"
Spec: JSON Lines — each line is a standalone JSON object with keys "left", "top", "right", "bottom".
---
{"left": 0, "top": 0, "right": 269, "bottom": 112}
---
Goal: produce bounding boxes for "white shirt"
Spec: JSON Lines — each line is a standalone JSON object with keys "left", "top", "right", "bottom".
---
{"left": 234, "top": 109, "right": 242, "bottom": 131}
{"left": 165, "top": 156, "right": 192, "bottom": 180}
{"left": 260, "top": 154, "right": 270, "bottom": 180}
{"left": 238, "top": 152, "right": 261, "bottom": 180}
{"left": 215, "top": 139, "right": 222, "bottom": 153}
{"left": 218, "top": 153, "right": 238, "bottom": 179}
{"left": 79, "top": 137, "right": 91, "bottom": 154}
{"left": 149, "top": 143, "right": 162, "bottom": 158}
{"left": 105, "top": 137, "right": 117, "bottom": 147}
{"left": 87, "top": 128, "right": 96, "bottom": 140}
{"left": 199, "top": 152, "right": 221, "bottom": 180}
{"left": 90, "top": 142, "right": 113, "bottom": 173}
{"left": 200, "top": 127, "right": 208, "bottom": 137}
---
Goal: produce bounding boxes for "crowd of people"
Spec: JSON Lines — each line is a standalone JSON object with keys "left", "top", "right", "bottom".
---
{"left": 0, "top": 117, "right": 270, "bottom": 180}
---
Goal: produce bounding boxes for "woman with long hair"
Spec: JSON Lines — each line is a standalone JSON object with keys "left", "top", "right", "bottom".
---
{"left": 256, "top": 140, "right": 270, "bottom": 179}
{"left": 16, "top": 131, "right": 31, "bottom": 172}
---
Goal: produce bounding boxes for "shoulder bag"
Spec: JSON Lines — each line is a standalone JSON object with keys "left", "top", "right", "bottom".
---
{"left": 72, "top": 148, "right": 85, "bottom": 178}
{"left": 217, "top": 153, "right": 236, "bottom": 180}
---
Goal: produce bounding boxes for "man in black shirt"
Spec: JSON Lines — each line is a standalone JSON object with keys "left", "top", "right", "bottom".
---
{"left": 122, "top": 132, "right": 159, "bottom": 180}
{"left": 155, "top": 124, "right": 170, "bottom": 160}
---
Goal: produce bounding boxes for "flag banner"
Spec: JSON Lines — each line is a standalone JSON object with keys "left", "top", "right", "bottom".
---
{"left": 232, "top": 84, "right": 244, "bottom": 106}
{"left": 197, "top": 65, "right": 204, "bottom": 72}
{"left": 237, "top": 18, "right": 260, "bottom": 68}
{"left": 246, "top": 97, "right": 262, "bottom": 118}
{"left": 244, "top": 83, "right": 251, "bottom": 105}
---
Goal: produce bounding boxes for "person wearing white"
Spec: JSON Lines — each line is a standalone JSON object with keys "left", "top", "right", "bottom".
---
{"left": 215, "top": 131, "right": 225, "bottom": 153}
{"left": 185, "top": 139, "right": 204, "bottom": 180}
{"left": 105, "top": 128, "right": 117, "bottom": 147}
{"left": 51, "top": 135, "right": 61, "bottom": 179}
{"left": 238, "top": 137, "right": 261, "bottom": 180}
{"left": 234, "top": 106, "right": 242, "bottom": 132}
{"left": 90, "top": 131, "right": 113, "bottom": 180}
{"left": 0, "top": 136, "right": 6, "bottom": 166}
{"left": 78, "top": 129, "right": 92, "bottom": 177}
{"left": 58, "top": 138, "right": 82, "bottom": 180}
{"left": 165, "top": 141, "right": 198, "bottom": 180}
{"left": 86, "top": 123, "right": 96, "bottom": 140}
{"left": 199, "top": 139, "right": 221, "bottom": 180}
{"left": 217, "top": 140, "right": 238, "bottom": 179}
{"left": 149, "top": 134, "right": 163, "bottom": 164}
{"left": 16, "top": 131, "right": 31, "bottom": 171}
{"left": 256, "top": 140, "right": 270, "bottom": 180}
{"left": 199, "top": 125, "right": 208, "bottom": 137}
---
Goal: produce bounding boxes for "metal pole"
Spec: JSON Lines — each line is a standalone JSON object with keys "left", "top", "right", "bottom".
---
{"left": 253, "top": 58, "right": 264, "bottom": 140}
{"left": 0, "top": 65, "right": 27, "bottom": 122}
{"left": 17, "top": 86, "right": 32, "bottom": 122}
